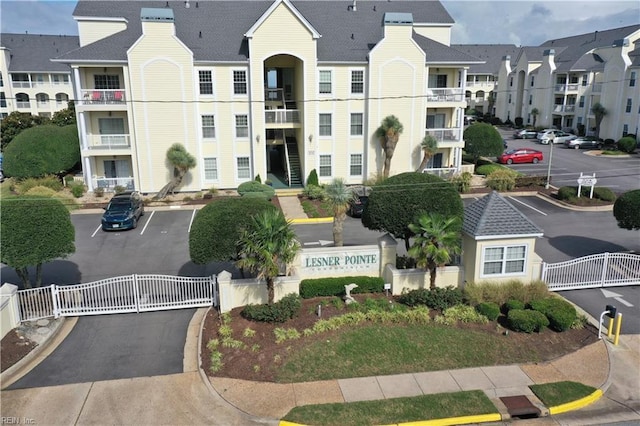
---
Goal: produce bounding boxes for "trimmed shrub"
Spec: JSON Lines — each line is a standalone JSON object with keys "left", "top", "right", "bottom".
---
{"left": 613, "top": 189, "right": 640, "bottom": 230}
{"left": 237, "top": 180, "right": 275, "bottom": 200}
{"left": 593, "top": 187, "right": 616, "bottom": 202}
{"left": 558, "top": 186, "right": 616, "bottom": 202}
{"left": 307, "top": 169, "right": 319, "bottom": 186}
{"left": 397, "top": 286, "right": 465, "bottom": 311}
{"left": 475, "top": 164, "right": 507, "bottom": 176}
{"left": 487, "top": 169, "right": 517, "bottom": 191}
{"left": 475, "top": 302, "right": 500, "bottom": 321}
{"left": 463, "top": 123, "right": 505, "bottom": 163}
{"left": 529, "top": 297, "right": 576, "bottom": 332}
{"left": 502, "top": 299, "right": 525, "bottom": 314}
{"left": 449, "top": 171, "right": 472, "bottom": 193}
{"left": 302, "top": 184, "right": 326, "bottom": 200}
{"left": 463, "top": 280, "right": 549, "bottom": 306}
{"left": 254, "top": 174, "right": 262, "bottom": 183}
{"left": 617, "top": 136, "right": 637, "bottom": 154}
{"left": 70, "top": 184, "right": 85, "bottom": 198}
{"left": 299, "top": 276, "right": 384, "bottom": 298}
{"left": 241, "top": 293, "right": 301, "bottom": 323}
{"left": 508, "top": 309, "right": 550, "bottom": 333}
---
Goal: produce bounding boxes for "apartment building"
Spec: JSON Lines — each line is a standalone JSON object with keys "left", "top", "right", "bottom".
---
{"left": 53, "top": 0, "right": 481, "bottom": 193}
{"left": 0, "top": 34, "right": 79, "bottom": 120}
{"left": 495, "top": 25, "right": 640, "bottom": 139}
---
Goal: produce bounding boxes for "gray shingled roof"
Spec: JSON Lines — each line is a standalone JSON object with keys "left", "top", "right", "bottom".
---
{"left": 413, "top": 33, "right": 484, "bottom": 64}
{"left": 1, "top": 33, "right": 79, "bottom": 72}
{"left": 58, "top": 0, "right": 461, "bottom": 64}
{"left": 451, "top": 44, "right": 519, "bottom": 74}
{"left": 463, "top": 191, "right": 543, "bottom": 239}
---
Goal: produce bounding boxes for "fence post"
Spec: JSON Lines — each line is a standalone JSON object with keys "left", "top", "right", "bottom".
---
{"left": 210, "top": 275, "right": 217, "bottom": 307}
{"left": 51, "top": 284, "right": 61, "bottom": 319}
{"left": 133, "top": 274, "right": 140, "bottom": 313}
{"left": 600, "top": 252, "right": 610, "bottom": 287}
{"left": 540, "top": 262, "right": 547, "bottom": 282}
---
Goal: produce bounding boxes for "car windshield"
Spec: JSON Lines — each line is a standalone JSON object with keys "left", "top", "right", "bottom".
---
{"left": 106, "top": 200, "right": 132, "bottom": 212}
{"left": 505, "top": 150, "right": 517, "bottom": 154}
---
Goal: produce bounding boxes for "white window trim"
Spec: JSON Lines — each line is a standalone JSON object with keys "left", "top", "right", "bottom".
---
{"left": 203, "top": 157, "right": 218, "bottom": 182}
{"left": 350, "top": 68, "right": 365, "bottom": 96}
{"left": 231, "top": 68, "right": 248, "bottom": 97}
{"left": 235, "top": 156, "right": 251, "bottom": 181}
{"left": 201, "top": 115, "right": 216, "bottom": 140}
{"left": 318, "top": 153, "right": 333, "bottom": 179}
{"left": 350, "top": 112, "right": 364, "bottom": 136}
{"left": 318, "top": 113, "right": 332, "bottom": 138}
{"left": 480, "top": 243, "right": 528, "bottom": 278}
{"left": 234, "top": 114, "right": 249, "bottom": 139}
{"left": 318, "top": 68, "right": 333, "bottom": 96}
{"left": 197, "top": 69, "right": 214, "bottom": 97}
{"left": 349, "top": 153, "right": 363, "bottom": 177}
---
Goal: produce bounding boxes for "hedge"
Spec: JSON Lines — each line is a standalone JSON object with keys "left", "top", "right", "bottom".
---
{"left": 475, "top": 302, "right": 500, "bottom": 321}
{"left": 237, "top": 180, "right": 276, "bottom": 200}
{"left": 397, "top": 287, "right": 465, "bottom": 310}
{"left": 241, "top": 293, "right": 301, "bottom": 323}
{"left": 529, "top": 297, "right": 576, "bottom": 332}
{"left": 502, "top": 299, "right": 525, "bottom": 314}
{"left": 475, "top": 164, "right": 509, "bottom": 176}
{"left": 508, "top": 309, "right": 549, "bottom": 333}
{"left": 299, "top": 276, "right": 384, "bottom": 298}
{"left": 617, "top": 137, "right": 636, "bottom": 154}
{"left": 613, "top": 189, "right": 640, "bottom": 230}
{"left": 558, "top": 186, "right": 616, "bottom": 202}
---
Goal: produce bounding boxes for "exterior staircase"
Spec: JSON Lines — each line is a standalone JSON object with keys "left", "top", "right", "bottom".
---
{"left": 285, "top": 137, "right": 303, "bottom": 187}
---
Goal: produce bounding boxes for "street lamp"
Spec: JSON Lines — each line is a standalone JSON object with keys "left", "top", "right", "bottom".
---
{"left": 545, "top": 140, "right": 554, "bottom": 189}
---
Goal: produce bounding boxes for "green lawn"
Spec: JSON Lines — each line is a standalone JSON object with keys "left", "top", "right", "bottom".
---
{"left": 530, "top": 381, "right": 597, "bottom": 406}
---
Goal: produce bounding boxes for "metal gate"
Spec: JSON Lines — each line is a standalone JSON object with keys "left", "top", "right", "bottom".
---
{"left": 542, "top": 252, "right": 640, "bottom": 291}
{"left": 18, "top": 274, "right": 218, "bottom": 322}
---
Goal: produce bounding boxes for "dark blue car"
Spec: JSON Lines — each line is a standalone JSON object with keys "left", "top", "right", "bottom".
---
{"left": 102, "top": 191, "right": 144, "bottom": 231}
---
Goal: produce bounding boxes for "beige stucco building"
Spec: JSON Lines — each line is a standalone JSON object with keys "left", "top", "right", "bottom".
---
{"left": 54, "top": 0, "right": 482, "bottom": 193}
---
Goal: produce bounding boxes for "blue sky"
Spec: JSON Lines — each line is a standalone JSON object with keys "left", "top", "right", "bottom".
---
{"left": 1, "top": 0, "right": 638, "bottom": 46}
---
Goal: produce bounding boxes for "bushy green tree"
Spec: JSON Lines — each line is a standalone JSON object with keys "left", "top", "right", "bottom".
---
{"left": 50, "top": 101, "right": 77, "bottom": 127}
{"left": 617, "top": 136, "right": 637, "bottom": 154}
{"left": 189, "top": 197, "right": 276, "bottom": 264}
{"left": 463, "top": 123, "right": 504, "bottom": 164}
{"left": 2, "top": 125, "right": 79, "bottom": 179}
{"left": 613, "top": 189, "right": 640, "bottom": 230}
{"left": 1, "top": 197, "right": 75, "bottom": 288}
{"left": 0, "top": 111, "right": 50, "bottom": 151}
{"left": 362, "top": 172, "right": 463, "bottom": 251}
{"left": 154, "top": 143, "right": 196, "bottom": 199}
{"left": 306, "top": 169, "right": 319, "bottom": 186}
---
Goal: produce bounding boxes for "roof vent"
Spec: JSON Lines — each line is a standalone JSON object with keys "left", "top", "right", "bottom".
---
{"left": 141, "top": 8, "right": 175, "bottom": 22}
{"left": 613, "top": 38, "right": 629, "bottom": 47}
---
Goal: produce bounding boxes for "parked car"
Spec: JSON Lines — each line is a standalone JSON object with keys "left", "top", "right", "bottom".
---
{"left": 348, "top": 186, "right": 370, "bottom": 217}
{"left": 539, "top": 130, "right": 576, "bottom": 145}
{"left": 513, "top": 129, "right": 537, "bottom": 139}
{"left": 498, "top": 148, "right": 544, "bottom": 164}
{"left": 101, "top": 191, "right": 145, "bottom": 231}
{"left": 564, "top": 136, "right": 604, "bottom": 150}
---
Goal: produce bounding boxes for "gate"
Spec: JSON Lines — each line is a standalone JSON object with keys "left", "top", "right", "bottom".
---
{"left": 542, "top": 252, "right": 640, "bottom": 291}
{"left": 18, "top": 274, "right": 217, "bottom": 322}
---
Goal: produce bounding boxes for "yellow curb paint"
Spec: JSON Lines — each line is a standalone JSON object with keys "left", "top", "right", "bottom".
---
{"left": 290, "top": 217, "right": 333, "bottom": 224}
{"left": 279, "top": 421, "right": 306, "bottom": 426}
{"left": 397, "top": 413, "right": 502, "bottom": 426}
{"left": 549, "top": 389, "right": 603, "bottom": 415}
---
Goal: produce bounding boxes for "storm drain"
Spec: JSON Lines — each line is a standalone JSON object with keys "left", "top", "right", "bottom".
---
{"left": 500, "top": 395, "right": 541, "bottom": 419}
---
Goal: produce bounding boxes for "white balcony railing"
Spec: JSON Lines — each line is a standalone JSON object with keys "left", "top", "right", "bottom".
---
{"left": 16, "top": 101, "right": 31, "bottom": 108}
{"left": 553, "top": 105, "right": 576, "bottom": 113}
{"left": 94, "top": 177, "right": 134, "bottom": 191}
{"left": 422, "top": 167, "right": 458, "bottom": 178}
{"left": 80, "top": 89, "right": 126, "bottom": 105}
{"left": 86, "top": 134, "right": 131, "bottom": 149}
{"left": 265, "top": 109, "right": 300, "bottom": 124}
{"left": 555, "top": 84, "right": 579, "bottom": 92}
{"left": 426, "top": 88, "right": 465, "bottom": 102}
{"left": 425, "top": 128, "right": 462, "bottom": 142}
{"left": 12, "top": 82, "right": 31, "bottom": 88}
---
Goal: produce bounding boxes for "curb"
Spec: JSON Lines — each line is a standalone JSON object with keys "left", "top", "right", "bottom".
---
{"left": 548, "top": 389, "right": 604, "bottom": 415}
{"left": 290, "top": 217, "right": 333, "bottom": 224}
{"left": 279, "top": 413, "right": 503, "bottom": 426}
{"left": 535, "top": 192, "right": 614, "bottom": 212}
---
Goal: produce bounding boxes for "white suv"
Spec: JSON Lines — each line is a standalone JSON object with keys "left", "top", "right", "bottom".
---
{"left": 538, "top": 130, "right": 576, "bottom": 145}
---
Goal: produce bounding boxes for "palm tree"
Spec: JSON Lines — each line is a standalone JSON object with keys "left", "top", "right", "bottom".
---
{"left": 325, "top": 178, "right": 356, "bottom": 247}
{"left": 375, "top": 115, "right": 404, "bottom": 178}
{"left": 408, "top": 213, "right": 461, "bottom": 290}
{"left": 154, "top": 143, "right": 196, "bottom": 199}
{"left": 416, "top": 135, "right": 438, "bottom": 172}
{"left": 591, "top": 102, "right": 607, "bottom": 139}
{"left": 530, "top": 108, "right": 539, "bottom": 127}
{"left": 236, "top": 209, "right": 300, "bottom": 304}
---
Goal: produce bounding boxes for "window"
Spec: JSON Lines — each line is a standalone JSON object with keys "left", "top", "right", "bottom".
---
{"left": 482, "top": 245, "right": 526, "bottom": 276}
{"left": 94, "top": 75, "right": 120, "bottom": 90}
{"left": 509, "top": 76, "right": 513, "bottom": 87}
{"left": 623, "top": 124, "right": 629, "bottom": 136}
{"left": 319, "top": 113, "right": 332, "bottom": 136}
{"left": 582, "top": 74, "right": 589, "bottom": 86}
{"left": 235, "top": 115, "right": 248, "bottom": 138}
{"left": 55, "top": 93, "right": 69, "bottom": 105}
{"left": 52, "top": 74, "right": 69, "bottom": 85}
{"left": 0, "top": 92, "right": 6, "bottom": 108}
{"left": 199, "top": 70, "right": 213, "bottom": 95}
{"left": 530, "top": 76, "right": 534, "bottom": 87}
{"left": 579, "top": 96, "right": 585, "bottom": 108}
{"left": 528, "top": 95, "right": 532, "bottom": 105}
{"left": 476, "top": 91, "right": 484, "bottom": 100}
{"left": 15, "top": 93, "right": 29, "bottom": 108}
{"left": 319, "top": 70, "right": 332, "bottom": 94}
{"left": 350, "top": 113, "right": 363, "bottom": 136}
{"left": 36, "top": 93, "right": 49, "bottom": 105}
{"left": 202, "top": 115, "right": 215, "bottom": 138}
{"left": 0, "top": 72, "right": 3, "bottom": 87}
{"left": 233, "top": 70, "right": 247, "bottom": 95}
{"left": 319, "top": 155, "right": 332, "bottom": 177}
{"left": 631, "top": 71, "right": 637, "bottom": 87}
{"left": 236, "top": 157, "right": 250, "bottom": 179}
{"left": 508, "top": 94, "right": 512, "bottom": 104}
{"left": 429, "top": 74, "right": 447, "bottom": 88}
{"left": 350, "top": 154, "right": 363, "bottom": 176}
{"left": 626, "top": 99, "right": 632, "bottom": 113}
{"left": 351, "top": 70, "right": 364, "bottom": 94}
{"left": 204, "top": 158, "right": 218, "bottom": 180}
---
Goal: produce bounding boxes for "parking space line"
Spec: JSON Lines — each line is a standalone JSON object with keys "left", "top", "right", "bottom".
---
{"left": 140, "top": 210, "right": 155, "bottom": 235}
{"left": 507, "top": 196, "right": 548, "bottom": 216}
{"left": 91, "top": 225, "right": 102, "bottom": 238}
{"left": 188, "top": 209, "right": 197, "bottom": 234}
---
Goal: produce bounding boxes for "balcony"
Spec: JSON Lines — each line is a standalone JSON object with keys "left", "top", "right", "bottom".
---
{"left": 12, "top": 81, "right": 31, "bottom": 88}
{"left": 553, "top": 105, "right": 576, "bottom": 113}
{"left": 425, "top": 128, "right": 462, "bottom": 142}
{"left": 80, "top": 89, "right": 126, "bottom": 106}
{"left": 555, "top": 84, "right": 579, "bottom": 92}
{"left": 16, "top": 101, "right": 31, "bottom": 108}
{"left": 426, "top": 88, "right": 465, "bottom": 102}
{"left": 94, "top": 177, "right": 134, "bottom": 192}
{"left": 265, "top": 109, "right": 300, "bottom": 124}
{"left": 86, "top": 134, "right": 131, "bottom": 150}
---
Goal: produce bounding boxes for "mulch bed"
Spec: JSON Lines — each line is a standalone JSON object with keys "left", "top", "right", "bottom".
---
{"left": 1, "top": 330, "right": 37, "bottom": 373}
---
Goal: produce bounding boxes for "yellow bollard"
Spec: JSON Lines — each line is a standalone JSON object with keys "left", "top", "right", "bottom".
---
{"left": 614, "top": 313, "right": 622, "bottom": 346}
{"left": 607, "top": 317, "right": 614, "bottom": 337}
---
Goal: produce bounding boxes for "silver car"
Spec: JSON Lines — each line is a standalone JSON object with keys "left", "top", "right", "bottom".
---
{"left": 564, "top": 136, "right": 603, "bottom": 149}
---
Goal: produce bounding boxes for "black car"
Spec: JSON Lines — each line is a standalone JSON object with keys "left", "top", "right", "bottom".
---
{"left": 348, "top": 187, "right": 370, "bottom": 217}
{"left": 101, "top": 191, "right": 144, "bottom": 231}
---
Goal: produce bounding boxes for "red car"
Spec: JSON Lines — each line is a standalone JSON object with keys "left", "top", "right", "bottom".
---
{"left": 498, "top": 148, "right": 543, "bottom": 164}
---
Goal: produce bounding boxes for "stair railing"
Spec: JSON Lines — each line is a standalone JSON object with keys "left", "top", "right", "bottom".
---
{"left": 284, "top": 140, "right": 292, "bottom": 187}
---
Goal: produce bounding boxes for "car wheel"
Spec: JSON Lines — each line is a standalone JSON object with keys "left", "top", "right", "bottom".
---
{"left": 507, "top": 159, "right": 513, "bottom": 165}
{"left": 533, "top": 158, "right": 539, "bottom": 164}
{"left": 574, "top": 145, "right": 580, "bottom": 150}
{"left": 140, "top": 207, "right": 145, "bottom": 216}
{"left": 597, "top": 143, "right": 603, "bottom": 149}
{"left": 132, "top": 218, "right": 138, "bottom": 229}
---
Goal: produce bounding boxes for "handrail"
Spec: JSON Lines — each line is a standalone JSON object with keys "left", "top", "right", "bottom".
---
{"left": 284, "top": 141, "right": 291, "bottom": 187}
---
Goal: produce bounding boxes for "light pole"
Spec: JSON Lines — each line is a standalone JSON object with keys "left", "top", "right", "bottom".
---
{"left": 545, "top": 139, "right": 554, "bottom": 189}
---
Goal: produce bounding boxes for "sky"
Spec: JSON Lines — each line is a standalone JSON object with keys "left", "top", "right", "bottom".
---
{"left": 0, "top": 0, "right": 638, "bottom": 46}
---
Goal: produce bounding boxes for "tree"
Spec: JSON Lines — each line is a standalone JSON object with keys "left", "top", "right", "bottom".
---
{"left": 154, "top": 143, "right": 196, "bottom": 199}
{"left": 530, "top": 108, "right": 539, "bottom": 127}
{"left": 3, "top": 125, "right": 80, "bottom": 179}
{"left": 324, "top": 178, "right": 355, "bottom": 247}
{"left": 416, "top": 135, "right": 438, "bottom": 172}
{"left": 362, "top": 172, "right": 463, "bottom": 251}
{"left": 50, "top": 101, "right": 77, "bottom": 127}
{"left": 463, "top": 123, "right": 504, "bottom": 164}
{"left": 1, "top": 197, "right": 75, "bottom": 288}
{"left": 591, "top": 102, "right": 607, "bottom": 139}
{"left": 375, "top": 115, "right": 404, "bottom": 178}
{"left": 613, "top": 189, "right": 640, "bottom": 230}
{"left": 189, "top": 197, "right": 276, "bottom": 264}
{"left": 408, "top": 213, "right": 462, "bottom": 289}
{"left": 236, "top": 209, "right": 300, "bottom": 304}
{"left": 1, "top": 111, "right": 50, "bottom": 151}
